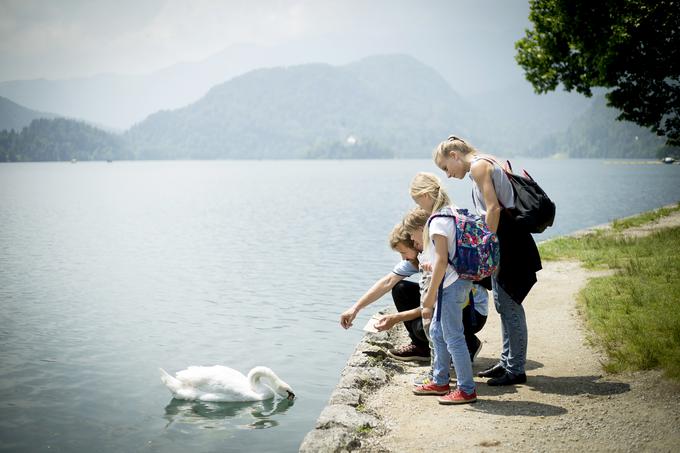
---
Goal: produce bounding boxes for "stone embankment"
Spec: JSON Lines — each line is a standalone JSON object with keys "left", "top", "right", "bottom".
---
{"left": 299, "top": 317, "right": 410, "bottom": 452}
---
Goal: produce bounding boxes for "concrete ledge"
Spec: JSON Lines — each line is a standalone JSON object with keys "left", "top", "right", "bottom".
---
{"left": 299, "top": 314, "right": 411, "bottom": 452}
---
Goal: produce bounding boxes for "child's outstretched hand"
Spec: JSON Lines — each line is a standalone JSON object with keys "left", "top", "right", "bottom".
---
{"left": 420, "top": 262, "right": 433, "bottom": 272}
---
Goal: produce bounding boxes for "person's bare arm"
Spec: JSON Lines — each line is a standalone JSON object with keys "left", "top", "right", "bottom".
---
{"left": 420, "top": 235, "right": 448, "bottom": 320}
{"left": 470, "top": 160, "right": 502, "bottom": 233}
{"left": 340, "top": 272, "right": 405, "bottom": 329}
{"left": 374, "top": 307, "right": 421, "bottom": 331}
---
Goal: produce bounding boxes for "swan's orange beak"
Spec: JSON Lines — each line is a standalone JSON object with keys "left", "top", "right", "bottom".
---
{"left": 286, "top": 390, "right": 296, "bottom": 400}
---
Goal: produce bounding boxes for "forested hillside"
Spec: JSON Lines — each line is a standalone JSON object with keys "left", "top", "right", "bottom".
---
{"left": 529, "top": 95, "right": 672, "bottom": 158}
{"left": 0, "top": 118, "right": 131, "bottom": 162}
{"left": 125, "top": 55, "right": 474, "bottom": 159}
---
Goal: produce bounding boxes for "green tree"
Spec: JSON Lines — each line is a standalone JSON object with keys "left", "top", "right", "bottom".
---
{"left": 0, "top": 118, "right": 131, "bottom": 162}
{"left": 516, "top": 0, "right": 680, "bottom": 146}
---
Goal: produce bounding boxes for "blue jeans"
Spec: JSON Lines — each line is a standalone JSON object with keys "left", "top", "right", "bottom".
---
{"left": 430, "top": 278, "right": 475, "bottom": 394}
{"left": 492, "top": 276, "right": 528, "bottom": 375}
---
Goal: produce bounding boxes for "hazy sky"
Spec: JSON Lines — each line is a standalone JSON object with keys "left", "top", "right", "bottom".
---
{"left": 0, "top": 0, "right": 532, "bottom": 95}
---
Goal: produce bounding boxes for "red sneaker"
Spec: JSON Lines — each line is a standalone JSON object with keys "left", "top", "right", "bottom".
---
{"left": 413, "top": 382, "right": 450, "bottom": 395}
{"left": 438, "top": 388, "right": 477, "bottom": 405}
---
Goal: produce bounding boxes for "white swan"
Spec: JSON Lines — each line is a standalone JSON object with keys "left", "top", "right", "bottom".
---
{"left": 160, "top": 366, "right": 295, "bottom": 402}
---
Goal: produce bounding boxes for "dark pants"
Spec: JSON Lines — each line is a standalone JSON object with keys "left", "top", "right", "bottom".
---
{"left": 391, "top": 280, "right": 487, "bottom": 353}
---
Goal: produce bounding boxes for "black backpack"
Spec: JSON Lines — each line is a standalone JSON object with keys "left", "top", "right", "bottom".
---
{"left": 478, "top": 158, "right": 556, "bottom": 234}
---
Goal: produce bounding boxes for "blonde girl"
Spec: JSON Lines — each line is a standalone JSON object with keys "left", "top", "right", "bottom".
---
{"left": 432, "top": 136, "right": 542, "bottom": 386}
{"left": 403, "top": 206, "right": 489, "bottom": 388}
{"left": 409, "top": 172, "right": 477, "bottom": 405}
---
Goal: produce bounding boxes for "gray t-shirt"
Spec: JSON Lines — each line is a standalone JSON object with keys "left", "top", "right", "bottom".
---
{"left": 470, "top": 156, "right": 515, "bottom": 216}
{"left": 392, "top": 259, "right": 419, "bottom": 277}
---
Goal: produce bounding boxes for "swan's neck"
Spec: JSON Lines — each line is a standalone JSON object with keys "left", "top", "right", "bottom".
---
{"left": 249, "top": 368, "right": 279, "bottom": 397}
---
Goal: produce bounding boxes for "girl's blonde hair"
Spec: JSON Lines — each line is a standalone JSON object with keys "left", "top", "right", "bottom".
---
{"left": 402, "top": 207, "right": 430, "bottom": 236}
{"left": 409, "top": 172, "right": 451, "bottom": 214}
{"left": 433, "top": 135, "right": 478, "bottom": 163}
{"left": 408, "top": 172, "right": 455, "bottom": 252}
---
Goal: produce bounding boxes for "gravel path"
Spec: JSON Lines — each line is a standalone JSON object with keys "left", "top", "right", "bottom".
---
{"left": 358, "top": 220, "right": 680, "bottom": 452}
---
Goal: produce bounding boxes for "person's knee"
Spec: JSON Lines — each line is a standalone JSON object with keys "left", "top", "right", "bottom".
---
{"left": 391, "top": 280, "right": 419, "bottom": 311}
{"left": 391, "top": 280, "right": 410, "bottom": 299}
{"left": 495, "top": 295, "right": 517, "bottom": 315}
{"left": 444, "top": 333, "right": 467, "bottom": 350}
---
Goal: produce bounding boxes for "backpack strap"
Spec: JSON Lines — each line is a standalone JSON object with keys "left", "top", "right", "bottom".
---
{"left": 427, "top": 211, "right": 457, "bottom": 266}
{"left": 474, "top": 155, "right": 511, "bottom": 176}
{"left": 476, "top": 155, "right": 534, "bottom": 182}
{"left": 436, "top": 279, "right": 444, "bottom": 323}
{"left": 473, "top": 155, "right": 501, "bottom": 169}
{"left": 426, "top": 212, "right": 455, "bottom": 226}
{"left": 429, "top": 212, "right": 454, "bottom": 321}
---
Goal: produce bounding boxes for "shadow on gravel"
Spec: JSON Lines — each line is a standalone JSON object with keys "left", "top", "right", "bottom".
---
{"left": 469, "top": 399, "right": 567, "bottom": 417}
{"left": 473, "top": 358, "right": 544, "bottom": 373}
{"left": 525, "top": 375, "right": 630, "bottom": 396}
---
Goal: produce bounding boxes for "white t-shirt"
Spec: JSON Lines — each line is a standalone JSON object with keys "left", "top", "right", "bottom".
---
{"left": 424, "top": 210, "right": 458, "bottom": 288}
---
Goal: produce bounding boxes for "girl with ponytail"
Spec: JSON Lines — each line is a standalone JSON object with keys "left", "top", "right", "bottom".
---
{"left": 409, "top": 172, "right": 477, "bottom": 405}
{"left": 433, "top": 135, "right": 541, "bottom": 387}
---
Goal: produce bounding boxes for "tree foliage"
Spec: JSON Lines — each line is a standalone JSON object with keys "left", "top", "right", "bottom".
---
{"left": 529, "top": 94, "right": 671, "bottom": 158}
{"left": 516, "top": 0, "right": 680, "bottom": 146}
{"left": 0, "top": 118, "right": 132, "bottom": 162}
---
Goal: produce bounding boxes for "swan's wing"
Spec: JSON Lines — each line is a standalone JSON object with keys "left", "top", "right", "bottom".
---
{"left": 175, "top": 366, "right": 258, "bottom": 401}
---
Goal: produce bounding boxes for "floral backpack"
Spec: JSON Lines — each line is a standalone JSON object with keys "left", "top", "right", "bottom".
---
{"left": 427, "top": 207, "right": 500, "bottom": 280}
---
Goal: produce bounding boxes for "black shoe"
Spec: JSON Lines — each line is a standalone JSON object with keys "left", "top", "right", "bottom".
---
{"left": 487, "top": 371, "right": 527, "bottom": 386}
{"left": 387, "top": 343, "right": 430, "bottom": 362}
{"left": 477, "top": 363, "right": 506, "bottom": 378}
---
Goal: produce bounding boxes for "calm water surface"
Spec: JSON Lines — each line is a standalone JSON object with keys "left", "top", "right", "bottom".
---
{"left": 0, "top": 159, "right": 678, "bottom": 452}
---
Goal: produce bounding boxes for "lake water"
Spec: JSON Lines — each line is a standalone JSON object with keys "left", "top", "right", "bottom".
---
{"left": 0, "top": 159, "right": 678, "bottom": 452}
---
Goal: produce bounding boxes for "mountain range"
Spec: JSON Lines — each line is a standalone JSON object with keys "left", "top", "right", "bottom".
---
{"left": 0, "top": 43, "right": 338, "bottom": 131}
{"left": 0, "top": 96, "right": 57, "bottom": 132}
{"left": 0, "top": 53, "right": 673, "bottom": 161}
{"left": 125, "top": 55, "right": 473, "bottom": 159}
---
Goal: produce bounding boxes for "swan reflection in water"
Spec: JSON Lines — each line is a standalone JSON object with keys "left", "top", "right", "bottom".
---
{"left": 163, "top": 397, "right": 295, "bottom": 430}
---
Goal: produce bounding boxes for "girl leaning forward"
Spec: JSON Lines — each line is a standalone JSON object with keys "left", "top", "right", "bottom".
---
{"left": 409, "top": 172, "right": 477, "bottom": 405}
{"left": 433, "top": 136, "right": 542, "bottom": 386}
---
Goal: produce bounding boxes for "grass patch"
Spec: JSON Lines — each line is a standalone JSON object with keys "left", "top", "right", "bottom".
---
{"left": 539, "top": 207, "right": 680, "bottom": 381}
{"left": 356, "top": 425, "right": 373, "bottom": 434}
{"left": 611, "top": 203, "right": 680, "bottom": 232}
{"left": 539, "top": 229, "right": 624, "bottom": 266}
